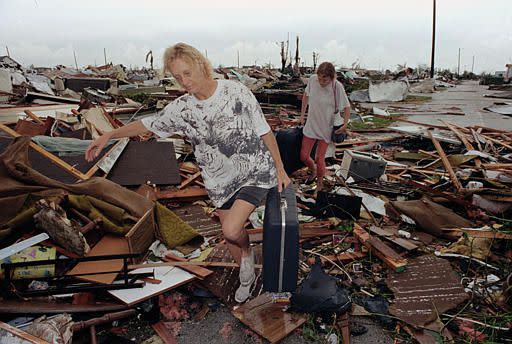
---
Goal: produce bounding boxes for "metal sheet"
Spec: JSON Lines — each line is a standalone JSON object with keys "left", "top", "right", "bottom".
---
{"left": 387, "top": 255, "right": 469, "bottom": 327}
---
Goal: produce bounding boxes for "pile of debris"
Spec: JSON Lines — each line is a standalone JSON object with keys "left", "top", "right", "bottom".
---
{"left": 1, "top": 58, "right": 511, "bottom": 344}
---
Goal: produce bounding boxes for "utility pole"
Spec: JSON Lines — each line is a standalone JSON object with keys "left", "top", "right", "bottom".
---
{"left": 312, "top": 52, "right": 318, "bottom": 70}
{"left": 104, "top": 48, "right": 107, "bottom": 65}
{"left": 237, "top": 50, "right": 240, "bottom": 68}
{"left": 457, "top": 48, "right": 461, "bottom": 77}
{"left": 294, "top": 36, "right": 300, "bottom": 67}
{"left": 73, "top": 50, "right": 78, "bottom": 70}
{"left": 471, "top": 55, "right": 475, "bottom": 73}
{"left": 430, "top": 0, "right": 436, "bottom": 78}
{"left": 5, "top": 46, "right": 10, "bottom": 58}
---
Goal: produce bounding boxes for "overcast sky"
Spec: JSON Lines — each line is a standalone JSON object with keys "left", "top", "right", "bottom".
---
{"left": 1, "top": 0, "right": 511, "bottom": 74}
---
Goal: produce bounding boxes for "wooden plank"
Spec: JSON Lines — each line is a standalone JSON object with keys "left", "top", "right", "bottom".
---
{"left": 232, "top": 293, "right": 307, "bottom": 343}
{"left": 482, "top": 163, "right": 512, "bottom": 170}
{"left": 389, "top": 237, "right": 419, "bottom": 251}
{"left": 368, "top": 226, "right": 418, "bottom": 251}
{"left": 125, "top": 207, "right": 155, "bottom": 256}
{"left": 442, "top": 121, "right": 482, "bottom": 169}
{"left": 307, "top": 251, "right": 367, "bottom": 265}
{"left": 178, "top": 171, "right": 202, "bottom": 190}
{"left": 129, "top": 261, "right": 262, "bottom": 269}
{"left": 428, "top": 130, "right": 462, "bottom": 191}
{"left": 24, "top": 110, "right": 45, "bottom": 125}
{"left": 480, "top": 133, "right": 512, "bottom": 151}
{"left": 353, "top": 224, "right": 407, "bottom": 272}
{"left": 0, "top": 123, "right": 88, "bottom": 180}
{"left": 443, "top": 228, "right": 512, "bottom": 240}
{"left": 0, "top": 321, "right": 50, "bottom": 344}
{"left": 0, "top": 300, "right": 127, "bottom": 314}
{"left": 163, "top": 254, "right": 213, "bottom": 280}
{"left": 156, "top": 187, "right": 208, "bottom": 200}
{"left": 67, "top": 235, "right": 129, "bottom": 284}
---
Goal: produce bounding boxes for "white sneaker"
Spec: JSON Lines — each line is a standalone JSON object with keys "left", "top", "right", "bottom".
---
{"left": 235, "top": 249, "right": 256, "bottom": 303}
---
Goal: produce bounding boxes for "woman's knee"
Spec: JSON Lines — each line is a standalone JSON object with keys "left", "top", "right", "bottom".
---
{"left": 315, "top": 159, "right": 326, "bottom": 177}
{"left": 222, "top": 221, "right": 243, "bottom": 243}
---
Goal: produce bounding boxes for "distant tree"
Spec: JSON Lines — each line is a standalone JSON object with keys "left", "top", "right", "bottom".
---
{"left": 277, "top": 37, "right": 289, "bottom": 73}
{"left": 145, "top": 50, "right": 154, "bottom": 70}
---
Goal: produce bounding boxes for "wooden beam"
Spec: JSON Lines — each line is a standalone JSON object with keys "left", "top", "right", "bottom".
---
{"left": 441, "top": 121, "right": 482, "bottom": 169}
{"left": 443, "top": 228, "right": 512, "bottom": 240}
{"left": 428, "top": 130, "right": 462, "bottom": 191}
{"left": 24, "top": 110, "right": 45, "bottom": 125}
{"left": 0, "top": 123, "right": 89, "bottom": 180}
{"left": 178, "top": 171, "right": 202, "bottom": 190}
{"left": 479, "top": 133, "right": 512, "bottom": 151}
{"left": 156, "top": 187, "right": 208, "bottom": 200}
{"left": 163, "top": 254, "right": 213, "bottom": 280}
{"left": 0, "top": 321, "right": 50, "bottom": 343}
{"left": 353, "top": 223, "right": 407, "bottom": 272}
{"left": 482, "top": 163, "right": 512, "bottom": 170}
{"left": 129, "top": 261, "right": 263, "bottom": 269}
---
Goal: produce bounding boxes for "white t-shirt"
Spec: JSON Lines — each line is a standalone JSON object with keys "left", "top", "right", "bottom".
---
{"left": 141, "top": 80, "right": 277, "bottom": 207}
{"left": 303, "top": 74, "right": 350, "bottom": 142}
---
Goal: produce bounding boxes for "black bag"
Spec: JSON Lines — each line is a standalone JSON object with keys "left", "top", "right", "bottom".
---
{"left": 262, "top": 185, "right": 299, "bottom": 292}
{"left": 331, "top": 125, "right": 347, "bottom": 144}
{"left": 291, "top": 258, "right": 352, "bottom": 313}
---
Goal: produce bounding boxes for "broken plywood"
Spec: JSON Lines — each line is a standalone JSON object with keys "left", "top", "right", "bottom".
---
{"left": 387, "top": 255, "right": 469, "bottom": 327}
{"left": 67, "top": 235, "right": 129, "bottom": 284}
{"left": 232, "top": 293, "right": 307, "bottom": 343}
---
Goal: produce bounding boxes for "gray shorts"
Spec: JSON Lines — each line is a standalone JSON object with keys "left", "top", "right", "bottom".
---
{"left": 219, "top": 186, "right": 270, "bottom": 210}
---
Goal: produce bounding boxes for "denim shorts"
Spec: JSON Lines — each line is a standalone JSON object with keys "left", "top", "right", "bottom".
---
{"left": 218, "top": 186, "right": 270, "bottom": 210}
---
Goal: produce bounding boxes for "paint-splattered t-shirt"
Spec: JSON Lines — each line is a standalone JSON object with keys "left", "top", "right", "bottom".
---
{"left": 141, "top": 79, "right": 277, "bottom": 207}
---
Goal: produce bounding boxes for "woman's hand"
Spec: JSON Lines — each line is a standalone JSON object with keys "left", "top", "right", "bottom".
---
{"left": 85, "top": 134, "right": 111, "bottom": 162}
{"left": 334, "top": 126, "right": 347, "bottom": 135}
{"left": 276, "top": 167, "right": 291, "bottom": 192}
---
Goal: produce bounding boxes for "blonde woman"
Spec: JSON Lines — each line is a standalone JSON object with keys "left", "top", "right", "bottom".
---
{"left": 86, "top": 43, "right": 290, "bottom": 303}
{"left": 299, "top": 62, "right": 350, "bottom": 196}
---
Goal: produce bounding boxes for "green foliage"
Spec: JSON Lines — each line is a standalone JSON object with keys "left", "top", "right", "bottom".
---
{"left": 348, "top": 116, "right": 396, "bottom": 130}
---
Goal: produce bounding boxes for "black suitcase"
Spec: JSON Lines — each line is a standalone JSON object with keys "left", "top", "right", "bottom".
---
{"left": 275, "top": 126, "right": 304, "bottom": 175}
{"left": 276, "top": 126, "right": 317, "bottom": 176}
{"left": 262, "top": 185, "right": 299, "bottom": 292}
